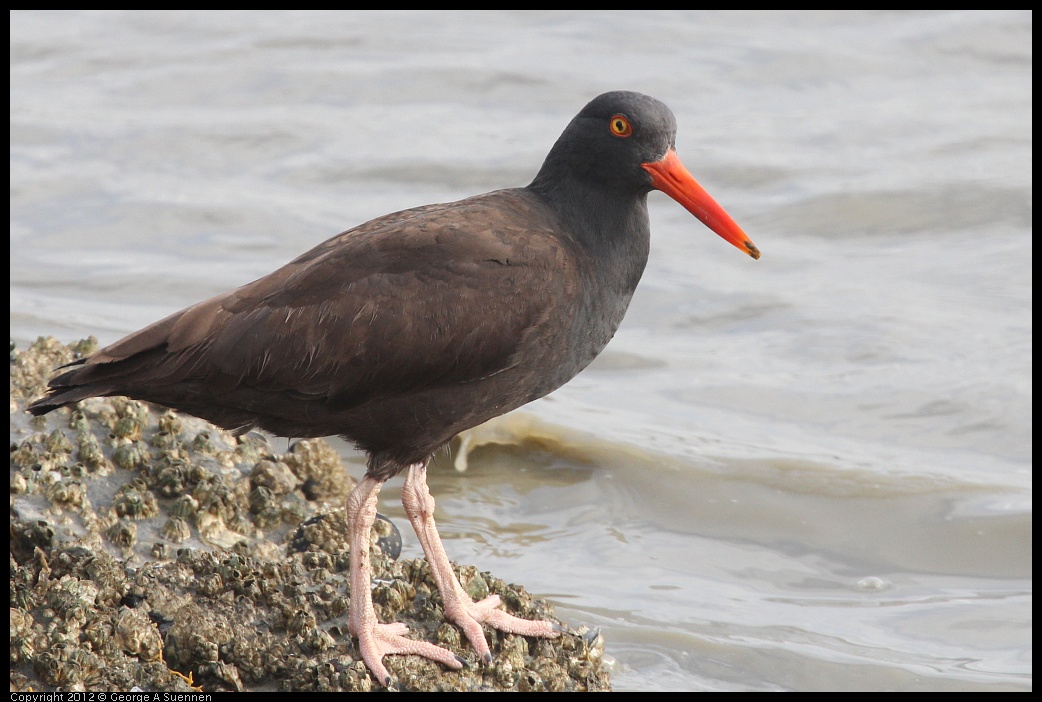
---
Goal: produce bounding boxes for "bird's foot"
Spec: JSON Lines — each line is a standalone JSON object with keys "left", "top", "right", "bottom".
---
{"left": 444, "top": 592, "right": 562, "bottom": 664}
{"left": 399, "top": 462, "right": 562, "bottom": 666}
{"left": 354, "top": 620, "right": 464, "bottom": 687}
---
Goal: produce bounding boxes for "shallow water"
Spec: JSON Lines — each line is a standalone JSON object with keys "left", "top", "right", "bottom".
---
{"left": 10, "top": 10, "right": 1031, "bottom": 691}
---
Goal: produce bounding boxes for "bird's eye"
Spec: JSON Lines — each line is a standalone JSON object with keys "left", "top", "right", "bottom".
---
{"left": 609, "top": 115, "right": 633, "bottom": 138}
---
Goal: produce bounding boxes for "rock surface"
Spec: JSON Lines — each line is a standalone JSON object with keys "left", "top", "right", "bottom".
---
{"left": 10, "top": 337, "right": 611, "bottom": 692}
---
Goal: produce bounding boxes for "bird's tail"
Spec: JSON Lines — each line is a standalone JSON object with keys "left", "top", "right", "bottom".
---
{"left": 27, "top": 358, "right": 119, "bottom": 416}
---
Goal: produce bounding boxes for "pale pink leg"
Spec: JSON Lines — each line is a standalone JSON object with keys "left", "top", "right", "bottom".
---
{"left": 346, "top": 475, "right": 463, "bottom": 686}
{"left": 401, "top": 461, "right": 561, "bottom": 663}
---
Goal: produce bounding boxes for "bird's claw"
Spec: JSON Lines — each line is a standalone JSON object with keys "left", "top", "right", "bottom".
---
{"left": 355, "top": 621, "right": 464, "bottom": 687}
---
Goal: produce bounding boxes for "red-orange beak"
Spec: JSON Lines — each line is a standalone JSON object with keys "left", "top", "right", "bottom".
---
{"left": 642, "top": 149, "right": 760, "bottom": 260}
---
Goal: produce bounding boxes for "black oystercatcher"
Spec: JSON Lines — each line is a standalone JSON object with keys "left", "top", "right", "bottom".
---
{"left": 29, "top": 90, "right": 759, "bottom": 685}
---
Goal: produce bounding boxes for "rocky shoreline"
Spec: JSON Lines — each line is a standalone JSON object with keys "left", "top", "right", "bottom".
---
{"left": 10, "top": 337, "right": 610, "bottom": 692}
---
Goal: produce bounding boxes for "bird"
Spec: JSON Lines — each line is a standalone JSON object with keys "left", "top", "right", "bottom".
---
{"left": 28, "top": 90, "right": 760, "bottom": 686}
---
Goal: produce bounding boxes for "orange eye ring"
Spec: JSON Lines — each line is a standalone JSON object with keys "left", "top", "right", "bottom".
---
{"left": 609, "top": 114, "right": 633, "bottom": 138}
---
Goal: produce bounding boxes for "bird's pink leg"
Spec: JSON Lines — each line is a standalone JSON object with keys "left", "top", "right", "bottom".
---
{"left": 401, "top": 461, "right": 561, "bottom": 664}
{"left": 346, "top": 475, "right": 463, "bottom": 686}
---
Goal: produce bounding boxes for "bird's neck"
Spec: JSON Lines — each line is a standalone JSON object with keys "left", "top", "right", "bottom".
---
{"left": 522, "top": 173, "right": 652, "bottom": 383}
{"left": 526, "top": 170, "right": 651, "bottom": 291}
{"left": 528, "top": 169, "right": 650, "bottom": 339}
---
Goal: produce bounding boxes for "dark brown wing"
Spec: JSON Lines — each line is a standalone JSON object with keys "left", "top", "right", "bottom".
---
{"left": 29, "top": 189, "right": 581, "bottom": 443}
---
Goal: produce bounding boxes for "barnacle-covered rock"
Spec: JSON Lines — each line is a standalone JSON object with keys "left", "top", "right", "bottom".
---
{"left": 160, "top": 517, "right": 192, "bottom": 544}
{"left": 115, "top": 606, "right": 163, "bottom": 661}
{"left": 114, "top": 479, "right": 160, "bottom": 519}
{"left": 10, "top": 338, "right": 612, "bottom": 692}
